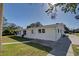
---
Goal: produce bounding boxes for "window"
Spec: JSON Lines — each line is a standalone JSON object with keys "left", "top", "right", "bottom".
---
{"left": 31, "top": 30, "right": 33, "bottom": 34}
{"left": 58, "top": 29, "right": 59, "bottom": 33}
{"left": 23, "top": 30, "right": 26, "bottom": 35}
{"left": 38, "top": 29, "right": 41, "bottom": 33}
{"left": 38, "top": 29, "right": 45, "bottom": 33}
{"left": 42, "top": 29, "right": 45, "bottom": 33}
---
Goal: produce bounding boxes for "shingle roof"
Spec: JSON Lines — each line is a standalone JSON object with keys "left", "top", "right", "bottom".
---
{"left": 27, "top": 23, "right": 64, "bottom": 29}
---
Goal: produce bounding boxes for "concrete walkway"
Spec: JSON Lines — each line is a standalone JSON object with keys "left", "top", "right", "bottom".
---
{"left": 68, "top": 34, "right": 79, "bottom": 45}
{"left": 66, "top": 44, "right": 74, "bottom": 56}
{"left": 2, "top": 41, "right": 30, "bottom": 45}
{"left": 66, "top": 34, "right": 79, "bottom": 56}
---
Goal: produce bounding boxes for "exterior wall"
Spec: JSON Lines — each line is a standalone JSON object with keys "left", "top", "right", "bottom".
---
{"left": 17, "top": 23, "right": 64, "bottom": 41}
{"left": 25, "top": 27, "right": 57, "bottom": 41}
{"left": 25, "top": 25, "right": 64, "bottom": 41}
{"left": 55, "top": 24, "right": 65, "bottom": 41}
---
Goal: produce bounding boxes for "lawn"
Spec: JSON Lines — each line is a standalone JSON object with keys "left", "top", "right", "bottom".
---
{"left": 72, "top": 44, "right": 79, "bottom": 56}
{"left": 1, "top": 36, "right": 52, "bottom": 56}
{"left": 1, "top": 42, "right": 52, "bottom": 56}
{"left": 2, "top": 35, "right": 31, "bottom": 43}
{"left": 2, "top": 36, "right": 18, "bottom": 43}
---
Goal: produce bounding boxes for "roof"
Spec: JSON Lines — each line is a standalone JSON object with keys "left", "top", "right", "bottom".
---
{"left": 27, "top": 23, "right": 64, "bottom": 29}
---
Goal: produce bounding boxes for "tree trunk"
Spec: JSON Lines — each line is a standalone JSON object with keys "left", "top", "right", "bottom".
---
{"left": 0, "top": 3, "right": 3, "bottom": 52}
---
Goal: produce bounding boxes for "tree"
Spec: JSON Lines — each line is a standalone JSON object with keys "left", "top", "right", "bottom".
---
{"left": 64, "top": 25, "right": 71, "bottom": 33}
{"left": 3, "top": 17, "right": 8, "bottom": 32}
{"left": 72, "top": 28, "right": 79, "bottom": 33}
{"left": 0, "top": 3, "right": 3, "bottom": 52}
{"left": 0, "top": 4, "right": 3, "bottom": 36}
{"left": 27, "top": 22, "right": 43, "bottom": 28}
{"left": 0, "top": 4, "right": 3, "bottom": 38}
{"left": 46, "top": 3, "right": 79, "bottom": 19}
{"left": 2, "top": 20, "right": 23, "bottom": 36}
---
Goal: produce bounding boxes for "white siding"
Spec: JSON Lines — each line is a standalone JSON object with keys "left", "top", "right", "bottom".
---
{"left": 25, "top": 27, "right": 61, "bottom": 41}
{"left": 18, "top": 23, "right": 64, "bottom": 41}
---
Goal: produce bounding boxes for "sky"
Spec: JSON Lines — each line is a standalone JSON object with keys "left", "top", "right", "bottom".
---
{"left": 4, "top": 3, "right": 79, "bottom": 29}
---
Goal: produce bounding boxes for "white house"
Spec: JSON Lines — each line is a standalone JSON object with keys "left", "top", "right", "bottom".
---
{"left": 17, "top": 23, "right": 65, "bottom": 41}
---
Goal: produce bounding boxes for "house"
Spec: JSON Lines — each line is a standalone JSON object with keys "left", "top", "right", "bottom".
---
{"left": 17, "top": 23, "right": 65, "bottom": 41}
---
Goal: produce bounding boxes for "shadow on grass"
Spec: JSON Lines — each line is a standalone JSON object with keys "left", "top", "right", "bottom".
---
{"left": 9, "top": 36, "right": 52, "bottom": 53}
{"left": 25, "top": 42, "right": 52, "bottom": 52}
{"left": 9, "top": 36, "right": 32, "bottom": 42}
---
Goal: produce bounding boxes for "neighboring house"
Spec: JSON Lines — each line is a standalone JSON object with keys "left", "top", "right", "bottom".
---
{"left": 17, "top": 23, "right": 65, "bottom": 41}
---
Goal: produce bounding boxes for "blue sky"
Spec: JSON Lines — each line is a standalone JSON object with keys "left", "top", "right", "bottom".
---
{"left": 4, "top": 3, "right": 79, "bottom": 29}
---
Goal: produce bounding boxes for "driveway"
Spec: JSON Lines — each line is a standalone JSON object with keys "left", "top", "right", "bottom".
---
{"left": 48, "top": 36, "right": 72, "bottom": 56}
{"left": 68, "top": 34, "right": 79, "bottom": 45}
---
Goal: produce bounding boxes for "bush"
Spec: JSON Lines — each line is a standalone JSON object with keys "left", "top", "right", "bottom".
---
{"left": 2, "top": 30, "right": 14, "bottom": 36}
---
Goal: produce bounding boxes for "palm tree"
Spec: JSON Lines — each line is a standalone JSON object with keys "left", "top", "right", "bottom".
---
{"left": 0, "top": 3, "right": 3, "bottom": 50}
{"left": 0, "top": 3, "right": 3, "bottom": 38}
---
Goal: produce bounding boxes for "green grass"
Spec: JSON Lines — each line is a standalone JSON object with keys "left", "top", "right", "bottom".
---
{"left": 1, "top": 36, "right": 52, "bottom": 56}
{"left": 2, "top": 35, "right": 31, "bottom": 43}
{"left": 1, "top": 42, "right": 52, "bottom": 56}
{"left": 2, "top": 36, "right": 18, "bottom": 43}
{"left": 72, "top": 44, "right": 79, "bottom": 56}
